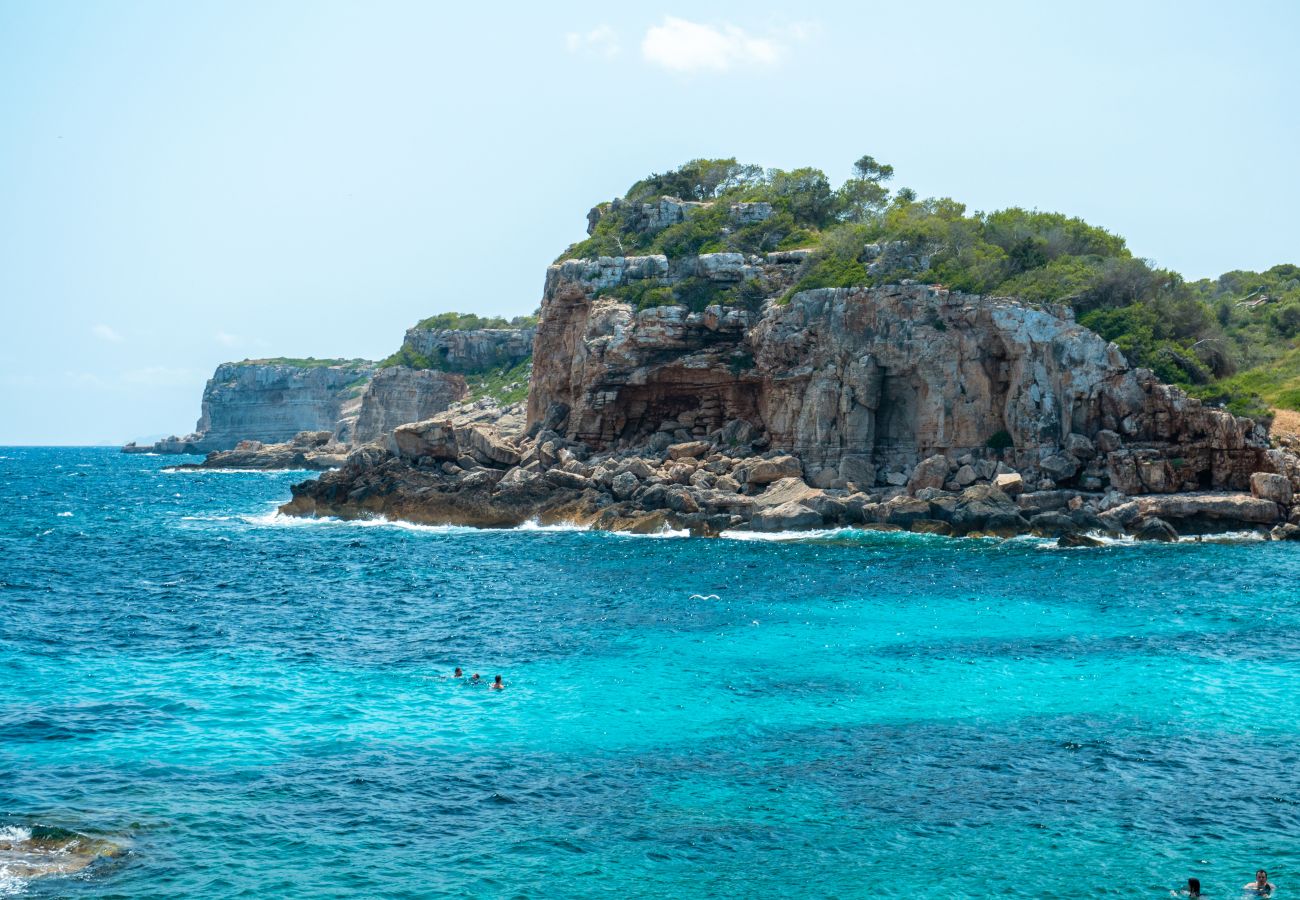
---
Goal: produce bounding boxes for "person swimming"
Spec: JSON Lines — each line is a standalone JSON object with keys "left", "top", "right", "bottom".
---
{"left": 1244, "top": 870, "right": 1274, "bottom": 895}
{"left": 454, "top": 667, "right": 463, "bottom": 678}
{"left": 491, "top": 675, "right": 504, "bottom": 690}
{"left": 470, "top": 673, "right": 481, "bottom": 684}
{"left": 1185, "top": 877, "right": 1201, "bottom": 898}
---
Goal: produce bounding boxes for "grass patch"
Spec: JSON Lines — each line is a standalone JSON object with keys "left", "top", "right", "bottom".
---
{"left": 464, "top": 358, "right": 532, "bottom": 405}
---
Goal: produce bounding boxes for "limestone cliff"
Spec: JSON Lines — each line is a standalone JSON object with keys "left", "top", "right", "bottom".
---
{"left": 528, "top": 253, "right": 1271, "bottom": 496}
{"left": 349, "top": 367, "right": 467, "bottom": 446}
{"left": 125, "top": 360, "right": 374, "bottom": 454}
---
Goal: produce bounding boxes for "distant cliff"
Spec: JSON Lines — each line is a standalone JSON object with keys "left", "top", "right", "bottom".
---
{"left": 124, "top": 359, "right": 374, "bottom": 454}
{"left": 125, "top": 324, "right": 536, "bottom": 458}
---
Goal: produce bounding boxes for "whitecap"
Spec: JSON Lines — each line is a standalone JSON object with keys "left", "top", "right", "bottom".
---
{"left": 240, "top": 511, "right": 479, "bottom": 534}
{"left": 55, "top": 512, "right": 72, "bottom": 518}
{"left": 720, "top": 527, "right": 855, "bottom": 542}
{"left": 514, "top": 519, "right": 590, "bottom": 532}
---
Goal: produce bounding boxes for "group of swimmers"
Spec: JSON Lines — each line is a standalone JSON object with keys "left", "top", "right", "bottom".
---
{"left": 1181, "top": 870, "right": 1275, "bottom": 897}
{"left": 452, "top": 667, "right": 504, "bottom": 690}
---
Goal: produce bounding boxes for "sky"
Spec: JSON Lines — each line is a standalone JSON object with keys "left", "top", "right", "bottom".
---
{"left": 0, "top": 1, "right": 1297, "bottom": 444}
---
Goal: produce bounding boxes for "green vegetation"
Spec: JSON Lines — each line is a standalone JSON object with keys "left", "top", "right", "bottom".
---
{"left": 465, "top": 358, "right": 531, "bottom": 405}
{"left": 412, "top": 312, "right": 538, "bottom": 331}
{"left": 596, "top": 275, "right": 767, "bottom": 313}
{"left": 237, "top": 357, "right": 371, "bottom": 369}
{"left": 558, "top": 156, "right": 1300, "bottom": 418}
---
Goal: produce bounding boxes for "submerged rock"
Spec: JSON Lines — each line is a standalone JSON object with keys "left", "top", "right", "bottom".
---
{"left": 0, "top": 825, "right": 123, "bottom": 882}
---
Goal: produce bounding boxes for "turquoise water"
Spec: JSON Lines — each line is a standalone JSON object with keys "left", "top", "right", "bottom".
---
{"left": 2, "top": 447, "right": 1299, "bottom": 898}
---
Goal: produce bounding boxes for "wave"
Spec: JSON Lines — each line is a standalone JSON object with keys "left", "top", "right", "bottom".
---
{"left": 0, "top": 825, "right": 122, "bottom": 894}
{"left": 162, "top": 467, "right": 316, "bottom": 476}
{"left": 515, "top": 519, "right": 590, "bottom": 532}
{"left": 55, "top": 512, "right": 72, "bottom": 517}
{"left": 239, "top": 511, "right": 482, "bottom": 534}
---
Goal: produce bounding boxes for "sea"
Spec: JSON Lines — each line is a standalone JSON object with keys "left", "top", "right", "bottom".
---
{"left": 2, "top": 446, "right": 1299, "bottom": 898}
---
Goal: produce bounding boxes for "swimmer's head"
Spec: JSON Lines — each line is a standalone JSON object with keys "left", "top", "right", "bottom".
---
{"left": 1187, "top": 877, "right": 1200, "bottom": 895}
{"left": 494, "top": 675, "right": 502, "bottom": 685}
{"left": 454, "top": 667, "right": 463, "bottom": 677}
{"left": 1257, "top": 870, "right": 1269, "bottom": 883}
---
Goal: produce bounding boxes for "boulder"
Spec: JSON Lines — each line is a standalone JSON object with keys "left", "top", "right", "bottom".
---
{"left": 391, "top": 420, "right": 458, "bottom": 461}
{"left": 992, "top": 472, "right": 1024, "bottom": 496}
{"left": 1135, "top": 517, "right": 1179, "bottom": 542}
{"left": 668, "top": 441, "right": 712, "bottom": 461}
{"left": 1028, "top": 512, "right": 1079, "bottom": 537}
{"left": 747, "top": 455, "right": 803, "bottom": 485}
{"left": 908, "top": 455, "right": 951, "bottom": 494}
{"left": 1251, "top": 472, "right": 1294, "bottom": 506}
{"left": 1058, "top": 532, "right": 1105, "bottom": 548}
{"left": 953, "top": 464, "right": 978, "bottom": 486}
{"left": 610, "top": 471, "right": 639, "bottom": 500}
{"left": 751, "top": 501, "right": 823, "bottom": 532}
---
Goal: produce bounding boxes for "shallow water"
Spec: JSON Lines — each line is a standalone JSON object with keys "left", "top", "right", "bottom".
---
{"left": 2, "top": 447, "right": 1298, "bottom": 898}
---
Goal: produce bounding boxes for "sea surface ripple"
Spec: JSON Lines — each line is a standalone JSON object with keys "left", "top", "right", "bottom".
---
{"left": 2, "top": 447, "right": 1299, "bottom": 898}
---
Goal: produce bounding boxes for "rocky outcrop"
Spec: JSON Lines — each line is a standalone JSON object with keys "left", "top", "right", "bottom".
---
{"left": 349, "top": 367, "right": 467, "bottom": 446}
{"left": 124, "top": 360, "right": 374, "bottom": 454}
{"left": 279, "top": 251, "right": 1300, "bottom": 540}
{"left": 529, "top": 257, "right": 1270, "bottom": 495}
{"left": 174, "top": 431, "right": 350, "bottom": 471}
{"left": 398, "top": 326, "right": 535, "bottom": 374}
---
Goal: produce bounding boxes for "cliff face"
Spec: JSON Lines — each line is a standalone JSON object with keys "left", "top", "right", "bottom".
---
{"left": 125, "top": 361, "right": 374, "bottom": 454}
{"left": 401, "top": 325, "right": 535, "bottom": 373}
{"left": 349, "top": 367, "right": 467, "bottom": 446}
{"left": 529, "top": 253, "right": 1270, "bottom": 495}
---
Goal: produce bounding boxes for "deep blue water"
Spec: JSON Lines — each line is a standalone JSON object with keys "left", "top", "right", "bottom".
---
{"left": 2, "top": 447, "right": 1299, "bottom": 898}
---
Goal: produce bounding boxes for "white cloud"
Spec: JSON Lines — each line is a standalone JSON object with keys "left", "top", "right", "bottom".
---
{"left": 565, "top": 24, "right": 620, "bottom": 61}
{"left": 640, "top": 16, "right": 783, "bottom": 73}
{"left": 92, "top": 323, "right": 123, "bottom": 343}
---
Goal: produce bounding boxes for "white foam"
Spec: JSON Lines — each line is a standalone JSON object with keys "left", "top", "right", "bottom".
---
{"left": 514, "top": 519, "right": 590, "bottom": 532}
{"left": 163, "top": 467, "right": 316, "bottom": 476}
{"left": 0, "top": 827, "right": 31, "bottom": 843}
{"left": 55, "top": 512, "right": 72, "bottom": 518}
{"left": 720, "top": 527, "right": 857, "bottom": 542}
{"left": 240, "top": 511, "right": 479, "bottom": 534}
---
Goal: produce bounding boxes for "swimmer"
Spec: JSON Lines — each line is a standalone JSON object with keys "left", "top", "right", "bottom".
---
{"left": 454, "top": 667, "right": 463, "bottom": 678}
{"left": 1185, "top": 877, "right": 1202, "bottom": 898}
{"left": 491, "top": 675, "right": 504, "bottom": 690}
{"left": 471, "top": 673, "right": 481, "bottom": 684}
{"left": 1244, "top": 870, "right": 1274, "bottom": 895}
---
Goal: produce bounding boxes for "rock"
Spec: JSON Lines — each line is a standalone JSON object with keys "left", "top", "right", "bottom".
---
{"left": 878, "top": 496, "right": 933, "bottom": 528}
{"left": 751, "top": 501, "right": 822, "bottom": 532}
{"left": 907, "top": 455, "right": 950, "bottom": 494}
{"left": 461, "top": 425, "right": 521, "bottom": 467}
{"left": 746, "top": 455, "right": 803, "bottom": 485}
{"left": 126, "top": 359, "right": 376, "bottom": 454}
{"left": 1039, "top": 454, "right": 1079, "bottom": 481}
{"left": 1108, "top": 492, "right": 1281, "bottom": 529}
{"left": 1135, "top": 517, "right": 1179, "bottom": 542}
{"left": 949, "top": 484, "right": 1022, "bottom": 535}
{"left": 1064, "top": 433, "right": 1096, "bottom": 459}
{"left": 668, "top": 440, "right": 712, "bottom": 460}
{"left": 1028, "top": 512, "right": 1079, "bottom": 537}
{"left": 1058, "top": 532, "right": 1105, "bottom": 548}
{"left": 609, "top": 471, "right": 639, "bottom": 501}
{"left": 992, "top": 472, "right": 1024, "bottom": 496}
{"left": 391, "top": 420, "right": 458, "bottom": 461}
{"left": 1251, "top": 472, "right": 1294, "bottom": 506}
{"left": 1270, "top": 523, "right": 1300, "bottom": 541}
{"left": 909, "top": 519, "right": 953, "bottom": 536}
{"left": 953, "top": 464, "right": 978, "bottom": 486}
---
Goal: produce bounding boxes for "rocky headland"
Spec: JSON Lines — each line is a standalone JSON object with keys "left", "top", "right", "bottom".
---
{"left": 280, "top": 245, "right": 1300, "bottom": 543}
{"left": 126, "top": 323, "right": 534, "bottom": 469}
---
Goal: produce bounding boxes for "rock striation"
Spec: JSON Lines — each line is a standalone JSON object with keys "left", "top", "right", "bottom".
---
{"left": 125, "top": 360, "right": 374, "bottom": 454}
{"left": 281, "top": 251, "right": 1300, "bottom": 540}
{"left": 349, "top": 367, "right": 467, "bottom": 446}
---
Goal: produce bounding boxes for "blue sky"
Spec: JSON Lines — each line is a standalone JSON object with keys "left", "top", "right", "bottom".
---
{"left": 1, "top": 0, "right": 1297, "bottom": 444}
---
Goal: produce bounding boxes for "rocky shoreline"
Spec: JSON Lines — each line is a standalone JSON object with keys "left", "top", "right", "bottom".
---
{"left": 279, "top": 397, "right": 1300, "bottom": 545}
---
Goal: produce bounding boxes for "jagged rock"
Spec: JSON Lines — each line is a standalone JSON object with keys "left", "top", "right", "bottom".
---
{"left": 1135, "top": 517, "right": 1179, "bottom": 542}
{"left": 950, "top": 485, "right": 1025, "bottom": 535}
{"left": 746, "top": 455, "right": 803, "bottom": 485}
{"left": 1251, "top": 472, "right": 1294, "bottom": 506}
{"left": 1064, "top": 433, "right": 1096, "bottom": 459}
{"left": 1271, "top": 523, "right": 1300, "bottom": 541}
{"left": 878, "top": 496, "right": 932, "bottom": 528}
{"left": 953, "top": 464, "right": 978, "bottom": 486}
{"left": 1039, "top": 454, "right": 1079, "bottom": 481}
{"left": 1108, "top": 493, "right": 1281, "bottom": 530}
{"left": 610, "top": 471, "right": 639, "bottom": 500}
{"left": 909, "top": 519, "right": 953, "bottom": 536}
